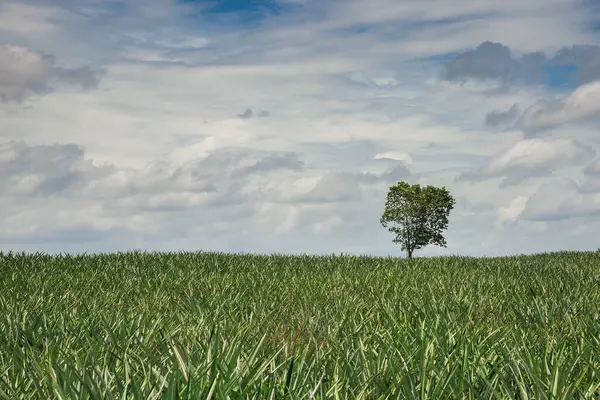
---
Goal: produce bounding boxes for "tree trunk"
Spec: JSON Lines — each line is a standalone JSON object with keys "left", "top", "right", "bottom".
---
{"left": 407, "top": 248, "right": 413, "bottom": 259}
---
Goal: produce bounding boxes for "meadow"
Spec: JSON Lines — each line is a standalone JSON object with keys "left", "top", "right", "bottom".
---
{"left": 1, "top": 250, "right": 600, "bottom": 399}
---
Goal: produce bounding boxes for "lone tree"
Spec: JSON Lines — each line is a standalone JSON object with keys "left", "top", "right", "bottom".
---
{"left": 380, "top": 181, "right": 455, "bottom": 259}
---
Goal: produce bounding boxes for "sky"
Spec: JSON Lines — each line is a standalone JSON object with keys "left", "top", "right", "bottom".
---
{"left": 1, "top": 0, "right": 600, "bottom": 257}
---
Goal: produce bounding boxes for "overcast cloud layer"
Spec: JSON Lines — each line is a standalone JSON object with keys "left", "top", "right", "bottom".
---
{"left": 1, "top": 0, "right": 600, "bottom": 257}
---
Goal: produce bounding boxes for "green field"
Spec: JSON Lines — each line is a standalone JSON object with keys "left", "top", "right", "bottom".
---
{"left": 1, "top": 250, "right": 600, "bottom": 399}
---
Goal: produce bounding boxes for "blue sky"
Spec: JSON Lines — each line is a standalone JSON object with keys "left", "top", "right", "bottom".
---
{"left": 1, "top": 0, "right": 600, "bottom": 257}
{"left": 178, "top": 0, "right": 288, "bottom": 27}
{"left": 192, "top": 0, "right": 282, "bottom": 15}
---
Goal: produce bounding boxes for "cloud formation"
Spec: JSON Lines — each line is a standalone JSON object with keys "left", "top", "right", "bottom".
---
{"left": 0, "top": 140, "right": 110, "bottom": 197}
{"left": 0, "top": 140, "right": 311, "bottom": 247}
{"left": 0, "top": 44, "right": 100, "bottom": 102}
{"left": 457, "top": 137, "right": 596, "bottom": 187}
{"left": 443, "top": 42, "right": 546, "bottom": 84}
{"left": 484, "top": 104, "right": 519, "bottom": 127}
{"left": 0, "top": 140, "right": 306, "bottom": 203}
{"left": 2, "top": 0, "right": 600, "bottom": 256}
{"left": 580, "top": 158, "right": 600, "bottom": 194}
{"left": 513, "top": 81, "right": 600, "bottom": 134}
{"left": 298, "top": 163, "right": 411, "bottom": 203}
{"left": 237, "top": 108, "right": 270, "bottom": 119}
{"left": 443, "top": 41, "right": 600, "bottom": 87}
{"left": 521, "top": 178, "right": 600, "bottom": 222}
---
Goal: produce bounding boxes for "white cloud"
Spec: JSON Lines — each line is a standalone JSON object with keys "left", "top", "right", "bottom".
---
{"left": 521, "top": 178, "right": 600, "bottom": 221}
{"left": 580, "top": 158, "right": 600, "bottom": 194}
{"left": 374, "top": 151, "right": 413, "bottom": 165}
{"left": 0, "top": 44, "right": 99, "bottom": 102}
{"left": 0, "top": 2, "right": 65, "bottom": 36}
{"left": 516, "top": 81, "right": 600, "bottom": 133}
{"left": 484, "top": 104, "right": 520, "bottom": 127}
{"left": 495, "top": 195, "right": 528, "bottom": 226}
{"left": 585, "top": 158, "right": 600, "bottom": 176}
{"left": 458, "top": 137, "right": 596, "bottom": 187}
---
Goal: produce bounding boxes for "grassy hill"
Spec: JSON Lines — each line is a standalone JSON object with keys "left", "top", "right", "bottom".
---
{"left": 1, "top": 250, "right": 600, "bottom": 398}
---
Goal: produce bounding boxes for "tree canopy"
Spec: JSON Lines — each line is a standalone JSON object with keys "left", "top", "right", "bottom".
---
{"left": 380, "top": 181, "right": 455, "bottom": 259}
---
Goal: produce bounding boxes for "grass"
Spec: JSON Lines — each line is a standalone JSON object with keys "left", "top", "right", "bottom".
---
{"left": 1, "top": 250, "right": 600, "bottom": 399}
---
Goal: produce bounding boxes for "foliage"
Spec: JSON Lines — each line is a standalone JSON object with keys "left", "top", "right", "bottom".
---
{"left": 1, "top": 250, "right": 600, "bottom": 398}
{"left": 381, "top": 181, "right": 455, "bottom": 258}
